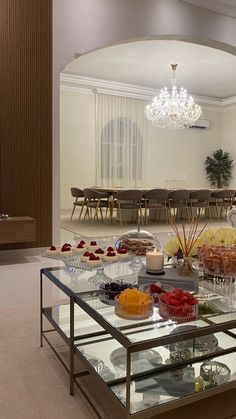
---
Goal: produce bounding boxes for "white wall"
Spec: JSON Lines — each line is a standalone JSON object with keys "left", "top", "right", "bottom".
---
{"left": 222, "top": 109, "right": 236, "bottom": 187}
{"left": 145, "top": 107, "right": 222, "bottom": 189}
{"left": 53, "top": 0, "right": 236, "bottom": 237}
{"left": 60, "top": 88, "right": 225, "bottom": 210}
{"left": 60, "top": 89, "right": 95, "bottom": 209}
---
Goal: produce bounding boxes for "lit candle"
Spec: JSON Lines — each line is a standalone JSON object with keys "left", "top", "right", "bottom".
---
{"left": 146, "top": 248, "right": 164, "bottom": 273}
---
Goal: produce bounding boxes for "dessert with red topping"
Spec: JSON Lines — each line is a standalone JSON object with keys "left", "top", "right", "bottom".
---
{"left": 79, "top": 240, "right": 86, "bottom": 246}
{"left": 73, "top": 243, "right": 86, "bottom": 254}
{"left": 80, "top": 251, "right": 92, "bottom": 263}
{"left": 107, "top": 246, "right": 115, "bottom": 252}
{"left": 159, "top": 288, "right": 198, "bottom": 322}
{"left": 95, "top": 248, "right": 105, "bottom": 259}
{"left": 87, "top": 253, "right": 102, "bottom": 267}
{"left": 59, "top": 243, "right": 72, "bottom": 255}
{"left": 87, "top": 240, "right": 99, "bottom": 251}
{"left": 103, "top": 251, "right": 118, "bottom": 262}
{"left": 117, "top": 248, "right": 129, "bottom": 260}
{"left": 46, "top": 245, "right": 59, "bottom": 254}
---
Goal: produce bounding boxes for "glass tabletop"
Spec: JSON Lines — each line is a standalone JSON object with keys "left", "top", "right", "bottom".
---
{"left": 43, "top": 262, "right": 138, "bottom": 294}
{"left": 43, "top": 264, "right": 236, "bottom": 348}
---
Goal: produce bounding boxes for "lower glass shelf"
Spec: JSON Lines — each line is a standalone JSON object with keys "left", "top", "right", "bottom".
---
{"left": 43, "top": 302, "right": 236, "bottom": 416}
{"left": 74, "top": 327, "right": 236, "bottom": 415}
{"left": 109, "top": 351, "right": 236, "bottom": 414}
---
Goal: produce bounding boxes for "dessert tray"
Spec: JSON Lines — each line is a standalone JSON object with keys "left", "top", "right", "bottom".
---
{"left": 42, "top": 238, "right": 136, "bottom": 285}
{"left": 42, "top": 250, "right": 133, "bottom": 270}
{"left": 41, "top": 236, "right": 133, "bottom": 271}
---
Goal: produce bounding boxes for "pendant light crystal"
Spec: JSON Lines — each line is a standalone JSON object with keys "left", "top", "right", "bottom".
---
{"left": 145, "top": 64, "right": 202, "bottom": 129}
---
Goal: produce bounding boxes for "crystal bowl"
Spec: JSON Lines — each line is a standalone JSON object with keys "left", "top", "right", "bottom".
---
{"left": 115, "top": 294, "right": 154, "bottom": 320}
{"left": 159, "top": 300, "right": 198, "bottom": 323}
{"left": 141, "top": 283, "right": 174, "bottom": 305}
{"left": 99, "top": 282, "right": 136, "bottom": 306}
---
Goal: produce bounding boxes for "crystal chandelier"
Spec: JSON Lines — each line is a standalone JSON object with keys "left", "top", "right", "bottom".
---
{"left": 145, "top": 64, "right": 202, "bottom": 129}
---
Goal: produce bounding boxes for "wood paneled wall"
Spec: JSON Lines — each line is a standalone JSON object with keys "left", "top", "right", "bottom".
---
{"left": 0, "top": 0, "right": 52, "bottom": 249}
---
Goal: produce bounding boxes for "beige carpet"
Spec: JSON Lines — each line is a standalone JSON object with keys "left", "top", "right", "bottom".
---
{"left": 1, "top": 304, "right": 236, "bottom": 419}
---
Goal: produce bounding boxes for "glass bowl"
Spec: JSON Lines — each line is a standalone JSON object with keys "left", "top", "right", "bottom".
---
{"left": 115, "top": 294, "right": 154, "bottom": 320}
{"left": 140, "top": 283, "right": 174, "bottom": 305}
{"left": 159, "top": 300, "right": 198, "bottom": 323}
{"left": 200, "top": 360, "right": 231, "bottom": 387}
{"left": 168, "top": 325, "right": 219, "bottom": 354}
{"left": 110, "top": 347, "right": 162, "bottom": 376}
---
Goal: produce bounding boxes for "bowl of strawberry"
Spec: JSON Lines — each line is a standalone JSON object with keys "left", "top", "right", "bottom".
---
{"left": 143, "top": 282, "right": 173, "bottom": 304}
{"left": 159, "top": 288, "right": 198, "bottom": 323}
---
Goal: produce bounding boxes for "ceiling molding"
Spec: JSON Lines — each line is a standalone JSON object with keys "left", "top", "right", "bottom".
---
{"left": 181, "top": 0, "right": 236, "bottom": 18}
{"left": 60, "top": 73, "right": 236, "bottom": 110}
{"left": 60, "top": 84, "right": 93, "bottom": 95}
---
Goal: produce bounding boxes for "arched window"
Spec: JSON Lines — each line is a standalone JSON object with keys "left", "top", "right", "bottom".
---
{"left": 101, "top": 117, "right": 142, "bottom": 186}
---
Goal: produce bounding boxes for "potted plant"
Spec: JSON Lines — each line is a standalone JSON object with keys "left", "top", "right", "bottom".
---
{"left": 205, "top": 149, "right": 233, "bottom": 188}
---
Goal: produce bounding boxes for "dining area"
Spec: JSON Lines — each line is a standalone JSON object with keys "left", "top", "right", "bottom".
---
{"left": 69, "top": 187, "right": 236, "bottom": 226}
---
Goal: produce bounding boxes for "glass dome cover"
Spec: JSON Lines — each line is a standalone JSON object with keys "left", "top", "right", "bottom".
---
{"left": 115, "top": 226, "right": 161, "bottom": 256}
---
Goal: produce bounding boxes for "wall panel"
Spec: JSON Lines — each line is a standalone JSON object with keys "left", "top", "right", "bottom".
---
{"left": 0, "top": 0, "right": 52, "bottom": 248}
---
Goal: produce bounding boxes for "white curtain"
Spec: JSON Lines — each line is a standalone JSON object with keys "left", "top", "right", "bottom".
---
{"left": 95, "top": 93, "right": 146, "bottom": 188}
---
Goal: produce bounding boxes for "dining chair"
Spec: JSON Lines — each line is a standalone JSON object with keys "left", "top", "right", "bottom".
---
{"left": 143, "top": 189, "right": 170, "bottom": 224}
{"left": 211, "top": 189, "right": 236, "bottom": 219}
{"left": 168, "top": 189, "right": 190, "bottom": 222}
{"left": 113, "top": 189, "right": 144, "bottom": 226}
{"left": 83, "top": 188, "right": 112, "bottom": 222}
{"left": 70, "top": 187, "right": 85, "bottom": 221}
{"left": 189, "top": 189, "right": 212, "bottom": 220}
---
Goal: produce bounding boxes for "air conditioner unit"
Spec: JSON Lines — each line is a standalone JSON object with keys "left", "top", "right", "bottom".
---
{"left": 189, "top": 119, "right": 210, "bottom": 129}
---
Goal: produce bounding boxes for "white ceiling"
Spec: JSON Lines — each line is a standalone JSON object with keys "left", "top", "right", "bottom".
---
{"left": 182, "top": 0, "right": 236, "bottom": 18}
{"left": 63, "top": 40, "right": 236, "bottom": 99}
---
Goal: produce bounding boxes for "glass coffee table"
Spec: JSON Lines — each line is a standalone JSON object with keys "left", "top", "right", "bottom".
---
{"left": 40, "top": 264, "right": 236, "bottom": 418}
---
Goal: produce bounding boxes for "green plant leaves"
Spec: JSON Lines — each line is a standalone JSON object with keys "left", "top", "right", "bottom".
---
{"left": 205, "top": 148, "right": 233, "bottom": 188}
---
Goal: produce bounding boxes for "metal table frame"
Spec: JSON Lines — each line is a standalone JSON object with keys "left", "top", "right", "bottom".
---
{"left": 40, "top": 266, "right": 236, "bottom": 419}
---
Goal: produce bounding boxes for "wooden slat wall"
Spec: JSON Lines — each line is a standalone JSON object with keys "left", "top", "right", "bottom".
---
{"left": 0, "top": 0, "right": 52, "bottom": 249}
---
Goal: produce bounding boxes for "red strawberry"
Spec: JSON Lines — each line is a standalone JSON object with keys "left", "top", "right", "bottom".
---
{"left": 95, "top": 248, "right": 104, "bottom": 254}
{"left": 107, "top": 246, "right": 114, "bottom": 252}
{"left": 150, "top": 284, "right": 162, "bottom": 294}
{"left": 61, "top": 246, "right": 71, "bottom": 252}
{"left": 62, "top": 243, "right": 71, "bottom": 250}
{"left": 90, "top": 241, "right": 97, "bottom": 246}
{"left": 89, "top": 254, "right": 100, "bottom": 261}
{"left": 118, "top": 249, "right": 127, "bottom": 254}
{"left": 50, "top": 245, "right": 57, "bottom": 251}
{"left": 79, "top": 240, "right": 85, "bottom": 245}
{"left": 83, "top": 251, "right": 91, "bottom": 257}
{"left": 107, "top": 251, "right": 116, "bottom": 257}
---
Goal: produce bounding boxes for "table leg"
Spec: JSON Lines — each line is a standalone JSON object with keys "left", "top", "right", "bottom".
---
{"left": 126, "top": 349, "right": 131, "bottom": 417}
{"left": 70, "top": 296, "right": 75, "bottom": 396}
{"left": 40, "top": 270, "right": 43, "bottom": 347}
